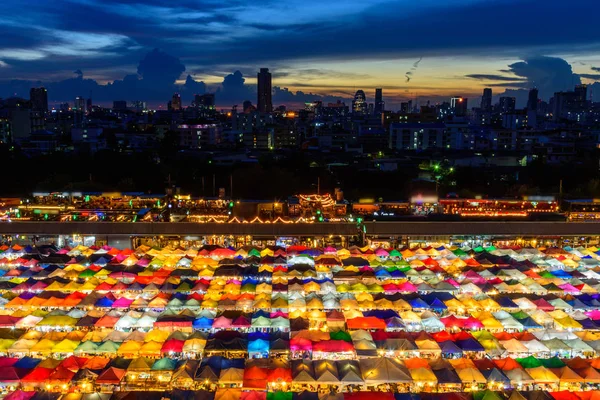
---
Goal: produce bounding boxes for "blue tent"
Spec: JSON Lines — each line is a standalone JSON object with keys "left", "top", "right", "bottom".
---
{"left": 481, "top": 368, "right": 510, "bottom": 386}
{"left": 429, "top": 298, "right": 448, "bottom": 312}
{"left": 94, "top": 297, "right": 114, "bottom": 307}
{"left": 14, "top": 356, "right": 41, "bottom": 369}
{"left": 364, "top": 310, "right": 399, "bottom": 319}
{"left": 252, "top": 310, "right": 270, "bottom": 319}
{"left": 456, "top": 338, "right": 485, "bottom": 352}
{"left": 409, "top": 298, "right": 430, "bottom": 309}
{"left": 193, "top": 317, "right": 214, "bottom": 329}
{"left": 385, "top": 317, "right": 406, "bottom": 329}
{"left": 434, "top": 368, "right": 462, "bottom": 384}
{"left": 221, "top": 358, "right": 244, "bottom": 369}
{"left": 516, "top": 317, "right": 543, "bottom": 329}
{"left": 496, "top": 297, "right": 518, "bottom": 308}
{"left": 389, "top": 270, "right": 406, "bottom": 278}
{"left": 439, "top": 340, "right": 463, "bottom": 355}
{"left": 248, "top": 331, "right": 270, "bottom": 341}
{"left": 248, "top": 339, "right": 270, "bottom": 354}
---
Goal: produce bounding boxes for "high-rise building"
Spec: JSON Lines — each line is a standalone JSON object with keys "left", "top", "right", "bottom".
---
{"left": 171, "top": 93, "right": 182, "bottom": 111}
{"left": 499, "top": 97, "right": 516, "bottom": 113}
{"left": 575, "top": 84, "right": 588, "bottom": 103}
{"left": 374, "top": 88, "right": 384, "bottom": 114}
{"left": 243, "top": 100, "right": 255, "bottom": 113}
{"left": 29, "top": 87, "right": 48, "bottom": 112}
{"left": 74, "top": 96, "right": 86, "bottom": 113}
{"left": 113, "top": 100, "right": 127, "bottom": 111}
{"left": 527, "top": 88, "right": 539, "bottom": 111}
{"left": 480, "top": 88, "right": 492, "bottom": 112}
{"left": 130, "top": 101, "right": 147, "bottom": 112}
{"left": 352, "top": 90, "right": 368, "bottom": 115}
{"left": 257, "top": 68, "right": 272, "bottom": 113}
{"left": 552, "top": 85, "right": 589, "bottom": 121}
{"left": 194, "top": 94, "right": 215, "bottom": 109}
{"left": 450, "top": 96, "right": 468, "bottom": 116}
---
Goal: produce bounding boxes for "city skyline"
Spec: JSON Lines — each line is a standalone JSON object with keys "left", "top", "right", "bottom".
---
{"left": 0, "top": 0, "right": 599, "bottom": 108}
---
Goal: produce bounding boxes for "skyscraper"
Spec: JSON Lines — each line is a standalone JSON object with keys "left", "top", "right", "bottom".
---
{"left": 480, "top": 88, "right": 492, "bottom": 112}
{"left": 74, "top": 96, "right": 86, "bottom": 113}
{"left": 527, "top": 88, "right": 539, "bottom": 127}
{"left": 171, "top": 93, "right": 182, "bottom": 111}
{"left": 352, "top": 90, "right": 368, "bottom": 115}
{"left": 575, "top": 84, "right": 588, "bottom": 103}
{"left": 30, "top": 87, "right": 48, "bottom": 112}
{"left": 450, "top": 96, "right": 468, "bottom": 116}
{"left": 374, "top": 88, "right": 384, "bottom": 114}
{"left": 499, "top": 97, "right": 516, "bottom": 113}
{"left": 257, "top": 68, "right": 272, "bottom": 113}
{"left": 194, "top": 94, "right": 215, "bottom": 109}
{"left": 527, "top": 88, "right": 539, "bottom": 111}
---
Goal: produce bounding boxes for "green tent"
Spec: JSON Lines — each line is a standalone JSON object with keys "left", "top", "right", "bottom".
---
{"left": 75, "top": 341, "right": 99, "bottom": 354}
{"left": 151, "top": 357, "right": 177, "bottom": 371}
{"left": 248, "top": 248, "right": 261, "bottom": 257}
{"left": 389, "top": 249, "right": 402, "bottom": 258}
{"left": 78, "top": 269, "right": 97, "bottom": 278}
{"left": 267, "top": 392, "right": 293, "bottom": 400}
{"left": 453, "top": 248, "right": 468, "bottom": 256}
{"left": 330, "top": 331, "right": 352, "bottom": 342}
{"left": 473, "top": 390, "right": 504, "bottom": 400}
{"left": 510, "top": 311, "right": 529, "bottom": 320}
{"left": 516, "top": 355, "right": 542, "bottom": 369}
{"left": 540, "top": 356, "right": 566, "bottom": 368}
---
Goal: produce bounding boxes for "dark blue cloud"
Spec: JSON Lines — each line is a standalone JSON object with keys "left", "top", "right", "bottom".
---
{"left": 465, "top": 74, "right": 527, "bottom": 82}
{"left": 0, "top": 0, "right": 599, "bottom": 106}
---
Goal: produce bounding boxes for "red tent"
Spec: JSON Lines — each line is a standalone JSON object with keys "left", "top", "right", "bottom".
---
{"left": 96, "top": 367, "right": 126, "bottom": 385}
{"left": 59, "top": 355, "right": 88, "bottom": 372}
{"left": 161, "top": 339, "right": 184, "bottom": 354}
{"left": 312, "top": 340, "right": 355, "bottom": 353}
{"left": 21, "top": 367, "right": 53, "bottom": 382}
{"left": 346, "top": 317, "right": 386, "bottom": 330}
{"left": 440, "top": 315, "right": 464, "bottom": 329}
{"left": 493, "top": 357, "right": 522, "bottom": 371}
{"left": 0, "top": 315, "right": 21, "bottom": 327}
{"left": 0, "top": 357, "right": 19, "bottom": 367}
{"left": 266, "top": 367, "right": 292, "bottom": 383}
{"left": 240, "top": 392, "right": 267, "bottom": 400}
{"left": 47, "top": 366, "right": 76, "bottom": 383}
{"left": 550, "top": 392, "right": 582, "bottom": 400}
{"left": 0, "top": 367, "right": 25, "bottom": 383}
{"left": 243, "top": 366, "right": 268, "bottom": 389}
{"left": 344, "top": 393, "right": 395, "bottom": 400}
{"left": 576, "top": 392, "right": 600, "bottom": 400}
{"left": 4, "top": 391, "right": 35, "bottom": 400}
{"left": 433, "top": 331, "right": 454, "bottom": 342}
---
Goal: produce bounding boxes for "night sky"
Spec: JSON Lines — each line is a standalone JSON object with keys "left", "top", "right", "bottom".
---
{"left": 0, "top": 0, "right": 599, "bottom": 108}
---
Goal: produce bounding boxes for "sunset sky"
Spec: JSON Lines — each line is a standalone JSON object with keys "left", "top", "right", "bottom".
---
{"left": 1, "top": 0, "right": 599, "bottom": 108}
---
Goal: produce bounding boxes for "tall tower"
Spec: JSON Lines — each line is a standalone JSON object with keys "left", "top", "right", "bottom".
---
{"left": 480, "top": 88, "right": 492, "bottom": 112}
{"left": 30, "top": 87, "right": 48, "bottom": 112}
{"left": 527, "top": 88, "right": 538, "bottom": 111}
{"left": 374, "top": 88, "right": 384, "bottom": 114}
{"left": 352, "top": 90, "right": 368, "bottom": 115}
{"left": 257, "top": 68, "right": 273, "bottom": 113}
{"left": 171, "top": 93, "right": 182, "bottom": 111}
